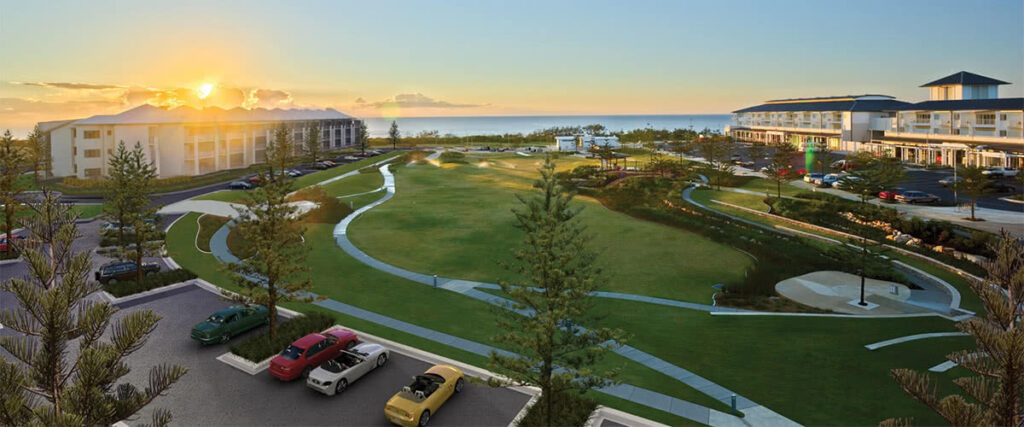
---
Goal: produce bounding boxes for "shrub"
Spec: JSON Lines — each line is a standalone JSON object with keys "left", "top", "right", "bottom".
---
{"left": 99, "top": 231, "right": 167, "bottom": 248}
{"left": 517, "top": 390, "right": 596, "bottom": 427}
{"left": 229, "top": 312, "right": 336, "bottom": 362}
{"left": 439, "top": 151, "right": 467, "bottom": 164}
{"left": 103, "top": 268, "right": 198, "bottom": 297}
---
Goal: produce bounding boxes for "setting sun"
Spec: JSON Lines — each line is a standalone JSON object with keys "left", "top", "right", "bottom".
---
{"left": 196, "top": 83, "right": 214, "bottom": 99}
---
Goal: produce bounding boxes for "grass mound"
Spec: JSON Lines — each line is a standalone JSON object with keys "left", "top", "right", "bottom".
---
{"left": 229, "top": 311, "right": 336, "bottom": 362}
{"left": 290, "top": 186, "right": 354, "bottom": 224}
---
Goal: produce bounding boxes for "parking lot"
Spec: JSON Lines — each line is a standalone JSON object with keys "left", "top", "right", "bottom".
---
{"left": 114, "top": 285, "right": 532, "bottom": 426}
{"left": 726, "top": 143, "right": 1022, "bottom": 212}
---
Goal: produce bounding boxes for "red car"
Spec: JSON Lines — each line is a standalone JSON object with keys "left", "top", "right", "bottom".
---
{"left": 269, "top": 330, "right": 358, "bottom": 381}
{"left": 0, "top": 233, "right": 25, "bottom": 252}
{"left": 878, "top": 188, "right": 905, "bottom": 201}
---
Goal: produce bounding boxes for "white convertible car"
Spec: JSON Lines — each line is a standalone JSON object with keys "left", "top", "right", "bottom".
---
{"left": 306, "top": 343, "right": 390, "bottom": 396}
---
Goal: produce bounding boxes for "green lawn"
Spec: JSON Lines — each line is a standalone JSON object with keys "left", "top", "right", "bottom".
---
{"left": 196, "top": 214, "right": 229, "bottom": 252}
{"left": 321, "top": 170, "right": 383, "bottom": 197}
{"left": 191, "top": 190, "right": 247, "bottom": 203}
{"left": 166, "top": 214, "right": 723, "bottom": 422}
{"left": 349, "top": 158, "right": 753, "bottom": 303}
{"left": 71, "top": 204, "right": 105, "bottom": 219}
{"left": 588, "top": 298, "right": 968, "bottom": 426}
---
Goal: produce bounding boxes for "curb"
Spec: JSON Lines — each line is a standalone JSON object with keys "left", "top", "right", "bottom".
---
{"left": 216, "top": 352, "right": 275, "bottom": 375}
{"left": 585, "top": 405, "right": 672, "bottom": 427}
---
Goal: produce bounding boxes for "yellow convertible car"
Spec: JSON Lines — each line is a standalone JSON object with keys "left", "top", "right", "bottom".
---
{"left": 384, "top": 364, "right": 465, "bottom": 426}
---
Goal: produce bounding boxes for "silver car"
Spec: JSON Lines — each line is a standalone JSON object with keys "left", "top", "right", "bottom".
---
{"left": 306, "top": 343, "right": 389, "bottom": 396}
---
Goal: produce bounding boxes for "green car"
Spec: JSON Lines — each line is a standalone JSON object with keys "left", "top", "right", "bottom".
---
{"left": 190, "top": 305, "right": 270, "bottom": 344}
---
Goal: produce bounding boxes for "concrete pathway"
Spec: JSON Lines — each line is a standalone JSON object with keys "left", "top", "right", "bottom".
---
{"left": 159, "top": 200, "right": 245, "bottom": 218}
{"left": 864, "top": 332, "right": 969, "bottom": 350}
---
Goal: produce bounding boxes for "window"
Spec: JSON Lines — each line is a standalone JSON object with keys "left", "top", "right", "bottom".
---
{"left": 977, "top": 113, "right": 995, "bottom": 125}
{"left": 1000, "top": 114, "right": 1007, "bottom": 121}
{"left": 83, "top": 149, "right": 101, "bottom": 158}
{"left": 953, "top": 113, "right": 960, "bottom": 120}
{"left": 84, "top": 168, "right": 102, "bottom": 178}
{"left": 83, "top": 130, "right": 100, "bottom": 139}
{"left": 999, "top": 130, "right": 1007, "bottom": 137}
{"left": 106, "top": 130, "right": 112, "bottom": 136}
{"left": 915, "top": 113, "right": 931, "bottom": 122}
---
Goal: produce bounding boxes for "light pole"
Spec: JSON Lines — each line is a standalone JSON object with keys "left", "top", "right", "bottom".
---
{"left": 858, "top": 237, "right": 868, "bottom": 306}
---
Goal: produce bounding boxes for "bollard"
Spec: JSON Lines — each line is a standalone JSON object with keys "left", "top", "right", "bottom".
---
{"left": 433, "top": 274, "right": 437, "bottom": 288}
{"left": 731, "top": 394, "right": 737, "bottom": 414}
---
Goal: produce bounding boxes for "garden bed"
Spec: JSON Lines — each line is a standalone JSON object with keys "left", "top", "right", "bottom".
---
{"left": 103, "top": 268, "right": 198, "bottom": 297}
{"left": 196, "top": 214, "right": 230, "bottom": 252}
{"left": 229, "top": 312, "right": 336, "bottom": 362}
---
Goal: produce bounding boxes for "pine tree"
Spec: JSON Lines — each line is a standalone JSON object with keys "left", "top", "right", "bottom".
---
{"left": 355, "top": 121, "right": 370, "bottom": 155}
{"left": 388, "top": 121, "right": 400, "bottom": 150}
{"left": 885, "top": 231, "right": 1023, "bottom": 426}
{"left": 306, "top": 121, "right": 322, "bottom": 164}
{"left": 225, "top": 169, "right": 320, "bottom": 340}
{"left": 104, "top": 142, "right": 159, "bottom": 268}
{"left": 955, "top": 166, "right": 988, "bottom": 221}
{"left": 489, "top": 155, "right": 625, "bottom": 426}
{"left": 267, "top": 123, "right": 293, "bottom": 178}
{"left": 0, "top": 190, "right": 186, "bottom": 426}
{"left": 765, "top": 142, "right": 797, "bottom": 199}
{"left": 0, "top": 129, "right": 29, "bottom": 259}
{"left": 27, "top": 125, "right": 50, "bottom": 182}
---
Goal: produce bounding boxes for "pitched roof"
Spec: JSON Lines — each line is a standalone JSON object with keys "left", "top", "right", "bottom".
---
{"left": 920, "top": 71, "right": 1010, "bottom": 87}
{"left": 73, "top": 104, "right": 356, "bottom": 125}
{"left": 895, "top": 98, "right": 1024, "bottom": 111}
{"left": 733, "top": 98, "right": 911, "bottom": 113}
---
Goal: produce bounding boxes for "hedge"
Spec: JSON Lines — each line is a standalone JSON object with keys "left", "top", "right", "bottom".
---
{"left": 103, "top": 268, "right": 198, "bottom": 297}
{"left": 229, "top": 312, "right": 337, "bottom": 362}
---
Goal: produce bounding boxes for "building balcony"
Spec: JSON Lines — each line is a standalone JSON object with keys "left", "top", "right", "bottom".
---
{"left": 746, "top": 125, "right": 841, "bottom": 134}
{"left": 882, "top": 130, "right": 1024, "bottom": 145}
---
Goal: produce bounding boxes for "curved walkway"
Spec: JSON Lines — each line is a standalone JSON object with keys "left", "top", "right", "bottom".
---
{"left": 864, "top": 332, "right": 969, "bottom": 351}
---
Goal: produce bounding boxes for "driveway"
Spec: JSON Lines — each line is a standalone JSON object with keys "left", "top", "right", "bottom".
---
{"left": 116, "top": 285, "right": 532, "bottom": 427}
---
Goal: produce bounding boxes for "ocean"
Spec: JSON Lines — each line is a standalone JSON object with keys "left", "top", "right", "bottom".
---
{"left": 362, "top": 114, "right": 731, "bottom": 138}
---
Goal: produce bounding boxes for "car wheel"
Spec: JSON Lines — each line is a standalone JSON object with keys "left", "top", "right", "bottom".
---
{"left": 302, "top": 366, "right": 312, "bottom": 379}
{"left": 454, "top": 377, "right": 464, "bottom": 393}
{"left": 220, "top": 334, "right": 230, "bottom": 344}
{"left": 418, "top": 410, "right": 430, "bottom": 427}
{"left": 376, "top": 354, "right": 387, "bottom": 367}
{"left": 335, "top": 378, "right": 348, "bottom": 394}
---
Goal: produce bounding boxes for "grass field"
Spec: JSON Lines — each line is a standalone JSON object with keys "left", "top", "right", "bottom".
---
{"left": 321, "top": 170, "right": 383, "bottom": 197}
{"left": 349, "top": 155, "right": 753, "bottom": 303}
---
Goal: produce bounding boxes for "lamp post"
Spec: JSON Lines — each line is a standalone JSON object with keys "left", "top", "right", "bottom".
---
{"left": 858, "top": 237, "right": 868, "bottom": 306}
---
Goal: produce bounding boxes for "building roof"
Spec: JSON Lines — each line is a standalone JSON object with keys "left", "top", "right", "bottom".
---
{"left": 895, "top": 98, "right": 1024, "bottom": 111}
{"left": 733, "top": 98, "right": 911, "bottom": 113}
{"left": 73, "top": 104, "right": 356, "bottom": 126}
{"left": 920, "top": 71, "right": 1010, "bottom": 87}
{"left": 764, "top": 94, "right": 894, "bottom": 103}
{"left": 36, "top": 119, "right": 79, "bottom": 133}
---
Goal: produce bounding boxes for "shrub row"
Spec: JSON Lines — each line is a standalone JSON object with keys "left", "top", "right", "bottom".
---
{"left": 229, "top": 311, "right": 337, "bottom": 362}
{"left": 103, "top": 268, "right": 198, "bottom": 297}
{"left": 439, "top": 151, "right": 467, "bottom": 164}
{"left": 99, "top": 231, "right": 166, "bottom": 248}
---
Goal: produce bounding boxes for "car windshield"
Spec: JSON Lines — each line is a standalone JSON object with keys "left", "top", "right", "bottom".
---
{"left": 279, "top": 345, "right": 305, "bottom": 360}
{"left": 206, "top": 314, "right": 225, "bottom": 323}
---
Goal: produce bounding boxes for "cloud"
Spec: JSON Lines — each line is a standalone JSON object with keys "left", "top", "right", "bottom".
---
{"left": 244, "top": 89, "right": 294, "bottom": 108}
{"left": 11, "top": 81, "right": 126, "bottom": 90}
{"left": 366, "top": 93, "right": 485, "bottom": 109}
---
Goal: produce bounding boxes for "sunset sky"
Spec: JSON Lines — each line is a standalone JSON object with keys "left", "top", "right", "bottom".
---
{"left": 1, "top": 0, "right": 1022, "bottom": 136}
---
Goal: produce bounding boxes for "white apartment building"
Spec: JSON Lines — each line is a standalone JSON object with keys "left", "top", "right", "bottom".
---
{"left": 728, "top": 71, "right": 1024, "bottom": 169}
{"left": 38, "top": 105, "right": 362, "bottom": 179}
{"left": 553, "top": 135, "right": 621, "bottom": 152}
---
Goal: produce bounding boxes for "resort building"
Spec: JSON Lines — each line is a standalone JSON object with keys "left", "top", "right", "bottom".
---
{"left": 553, "top": 135, "right": 621, "bottom": 152}
{"left": 728, "top": 71, "right": 1024, "bottom": 169}
{"left": 38, "top": 105, "right": 361, "bottom": 179}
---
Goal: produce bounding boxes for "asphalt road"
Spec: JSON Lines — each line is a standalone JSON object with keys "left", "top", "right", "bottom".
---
{"left": 118, "top": 285, "right": 532, "bottom": 426}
